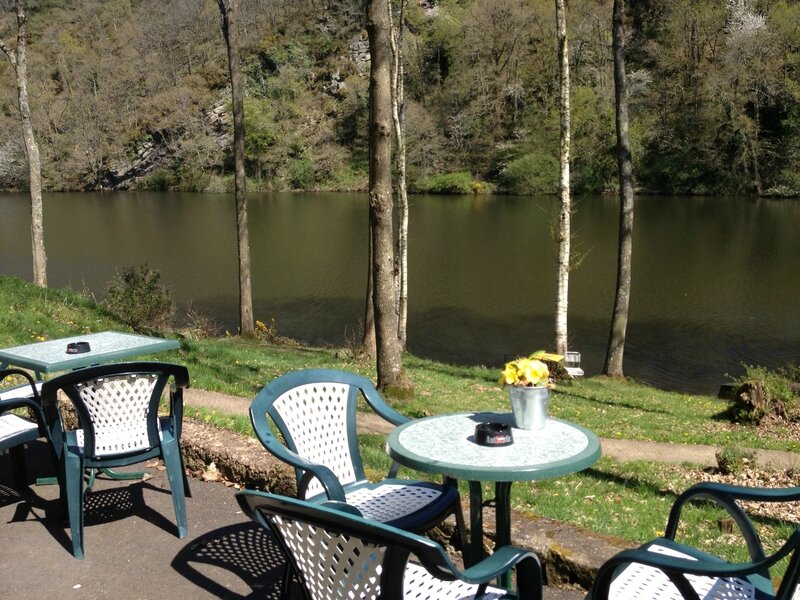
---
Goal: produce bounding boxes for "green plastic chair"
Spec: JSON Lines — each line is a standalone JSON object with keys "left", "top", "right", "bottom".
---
{"left": 588, "top": 482, "right": 800, "bottom": 599}
{"left": 237, "top": 490, "right": 543, "bottom": 599}
{"left": 0, "top": 368, "right": 46, "bottom": 488}
{"left": 41, "top": 361, "right": 190, "bottom": 559}
{"left": 249, "top": 368, "right": 464, "bottom": 537}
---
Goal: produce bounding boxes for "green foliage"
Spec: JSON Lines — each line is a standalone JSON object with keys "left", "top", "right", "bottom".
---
{"left": 729, "top": 364, "right": 800, "bottom": 424}
{"left": 138, "top": 169, "right": 175, "bottom": 192}
{"left": 287, "top": 157, "right": 315, "bottom": 189}
{"left": 4, "top": 0, "right": 800, "bottom": 195}
{"left": 499, "top": 151, "right": 559, "bottom": 195}
{"left": 715, "top": 445, "right": 756, "bottom": 475}
{"left": 0, "top": 276, "right": 122, "bottom": 347}
{"left": 102, "top": 265, "right": 175, "bottom": 332}
{"left": 570, "top": 86, "right": 617, "bottom": 193}
{"left": 409, "top": 171, "right": 474, "bottom": 195}
{"left": 765, "top": 169, "right": 800, "bottom": 197}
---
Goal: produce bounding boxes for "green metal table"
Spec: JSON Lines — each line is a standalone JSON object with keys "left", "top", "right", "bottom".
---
{"left": 0, "top": 331, "right": 179, "bottom": 380}
{"left": 387, "top": 411, "right": 601, "bottom": 582}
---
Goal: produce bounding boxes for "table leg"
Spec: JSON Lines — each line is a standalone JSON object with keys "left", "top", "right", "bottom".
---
{"left": 468, "top": 480, "right": 485, "bottom": 564}
{"left": 495, "top": 481, "right": 513, "bottom": 588}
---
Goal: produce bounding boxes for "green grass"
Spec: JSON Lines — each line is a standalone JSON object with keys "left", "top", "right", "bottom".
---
{"left": 3, "top": 274, "right": 798, "bottom": 573}
{"left": 183, "top": 405, "right": 253, "bottom": 437}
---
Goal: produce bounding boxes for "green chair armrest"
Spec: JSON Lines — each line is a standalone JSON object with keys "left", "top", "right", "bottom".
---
{"left": 591, "top": 530, "right": 800, "bottom": 600}
{"left": 0, "top": 368, "right": 45, "bottom": 431}
{"left": 665, "top": 482, "right": 800, "bottom": 562}
{"left": 257, "top": 430, "right": 346, "bottom": 501}
{"left": 358, "top": 381, "right": 410, "bottom": 426}
{"left": 460, "top": 544, "right": 542, "bottom": 584}
{"left": 671, "top": 482, "right": 800, "bottom": 505}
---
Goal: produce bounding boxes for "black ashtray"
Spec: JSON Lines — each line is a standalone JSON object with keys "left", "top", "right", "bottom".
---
{"left": 66, "top": 341, "right": 91, "bottom": 354}
{"left": 475, "top": 422, "right": 513, "bottom": 447}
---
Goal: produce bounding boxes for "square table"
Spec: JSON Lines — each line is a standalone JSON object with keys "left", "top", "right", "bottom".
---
{"left": 387, "top": 411, "right": 601, "bottom": 583}
{"left": 0, "top": 331, "right": 180, "bottom": 380}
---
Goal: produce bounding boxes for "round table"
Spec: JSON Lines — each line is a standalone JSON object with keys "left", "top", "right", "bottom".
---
{"left": 386, "top": 411, "right": 601, "bottom": 575}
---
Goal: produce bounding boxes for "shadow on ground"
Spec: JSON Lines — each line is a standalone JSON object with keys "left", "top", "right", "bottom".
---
{"left": 171, "top": 522, "right": 291, "bottom": 599}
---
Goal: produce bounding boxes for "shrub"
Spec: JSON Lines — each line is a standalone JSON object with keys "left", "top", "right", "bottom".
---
{"left": 179, "top": 301, "right": 220, "bottom": 340}
{"left": 138, "top": 169, "right": 176, "bottom": 191}
{"left": 728, "top": 364, "right": 800, "bottom": 424}
{"left": 715, "top": 445, "right": 756, "bottom": 475}
{"left": 103, "top": 265, "right": 175, "bottom": 331}
{"left": 287, "top": 157, "right": 315, "bottom": 189}
{"left": 410, "top": 171, "right": 474, "bottom": 194}
{"left": 499, "top": 151, "right": 559, "bottom": 195}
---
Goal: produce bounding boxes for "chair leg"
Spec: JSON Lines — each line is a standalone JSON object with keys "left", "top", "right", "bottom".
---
{"left": 179, "top": 451, "right": 192, "bottom": 499}
{"left": 10, "top": 445, "right": 28, "bottom": 489}
{"left": 64, "top": 450, "right": 85, "bottom": 559}
{"left": 161, "top": 436, "right": 188, "bottom": 538}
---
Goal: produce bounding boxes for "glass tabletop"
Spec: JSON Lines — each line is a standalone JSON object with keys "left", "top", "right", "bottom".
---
{"left": 387, "top": 411, "right": 601, "bottom": 482}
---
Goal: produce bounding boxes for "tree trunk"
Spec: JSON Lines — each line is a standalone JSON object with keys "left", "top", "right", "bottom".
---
{"left": 604, "top": 0, "right": 635, "bottom": 377}
{"left": 217, "top": 0, "right": 254, "bottom": 337}
{"left": 366, "top": 0, "right": 405, "bottom": 393}
{"left": 362, "top": 227, "right": 377, "bottom": 359}
{"left": 389, "top": 0, "right": 409, "bottom": 350}
{"left": 1, "top": 0, "right": 47, "bottom": 288}
{"left": 554, "top": 0, "right": 571, "bottom": 356}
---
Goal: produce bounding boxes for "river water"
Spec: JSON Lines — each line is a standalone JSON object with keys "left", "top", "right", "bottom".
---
{"left": 1, "top": 191, "right": 798, "bottom": 395}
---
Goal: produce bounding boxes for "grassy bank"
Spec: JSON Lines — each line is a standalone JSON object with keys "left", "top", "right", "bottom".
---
{"left": 2, "top": 275, "right": 796, "bottom": 570}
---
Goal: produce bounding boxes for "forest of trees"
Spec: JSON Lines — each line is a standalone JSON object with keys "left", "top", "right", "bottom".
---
{"left": 2, "top": 0, "right": 799, "bottom": 197}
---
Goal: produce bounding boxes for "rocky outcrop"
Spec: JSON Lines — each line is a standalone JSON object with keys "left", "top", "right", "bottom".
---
{"left": 97, "top": 93, "right": 231, "bottom": 191}
{"left": 99, "top": 136, "right": 171, "bottom": 190}
{"left": 349, "top": 34, "right": 370, "bottom": 75}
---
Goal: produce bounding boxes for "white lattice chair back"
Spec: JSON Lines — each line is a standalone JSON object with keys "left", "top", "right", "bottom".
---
{"left": 271, "top": 514, "right": 385, "bottom": 599}
{"left": 259, "top": 503, "right": 510, "bottom": 600}
{"left": 272, "top": 381, "right": 357, "bottom": 498}
{"left": 73, "top": 373, "right": 159, "bottom": 457}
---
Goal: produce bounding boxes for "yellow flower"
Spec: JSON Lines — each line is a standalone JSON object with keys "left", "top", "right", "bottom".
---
{"left": 499, "top": 364, "right": 521, "bottom": 386}
{"left": 500, "top": 354, "right": 550, "bottom": 387}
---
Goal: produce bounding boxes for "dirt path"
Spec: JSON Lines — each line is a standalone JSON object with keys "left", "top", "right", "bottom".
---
{"left": 184, "top": 388, "right": 800, "bottom": 470}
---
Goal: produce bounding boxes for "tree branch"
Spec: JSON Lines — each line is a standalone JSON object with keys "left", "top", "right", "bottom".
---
{"left": 0, "top": 37, "right": 18, "bottom": 73}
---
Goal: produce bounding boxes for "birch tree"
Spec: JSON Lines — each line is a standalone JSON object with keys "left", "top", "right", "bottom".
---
{"left": 1, "top": 0, "right": 46, "bottom": 287}
{"left": 217, "top": 0, "right": 254, "bottom": 336}
{"left": 389, "top": 0, "right": 409, "bottom": 349}
{"left": 604, "top": 0, "right": 635, "bottom": 377}
{"left": 554, "top": 0, "right": 571, "bottom": 356}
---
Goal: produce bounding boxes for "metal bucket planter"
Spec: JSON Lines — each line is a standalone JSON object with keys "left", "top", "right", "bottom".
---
{"left": 508, "top": 385, "right": 549, "bottom": 430}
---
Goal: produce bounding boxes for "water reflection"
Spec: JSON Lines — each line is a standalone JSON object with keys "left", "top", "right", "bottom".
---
{"left": 1, "top": 191, "right": 798, "bottom": 394}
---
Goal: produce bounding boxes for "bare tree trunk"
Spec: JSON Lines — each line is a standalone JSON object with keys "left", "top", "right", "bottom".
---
{"left": 389, "top": 0, "right": 409, "bottom": 350}
{"left": 604, "top": 0, "right": 635, "bottom": 377}
{"left": 1, "top": 0, "right": 47, "bottom": 288}
{"left": 217, "top": 0, "right": 254, "bottom": 337}
{"left": 554, "top": 0, "right": 571, "bottom": 356}
{"left": 366, "top": 0, "right": 406, "bottom": 393}
{"left": 362, "top": 227, "right": 377, "bottom": 358}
